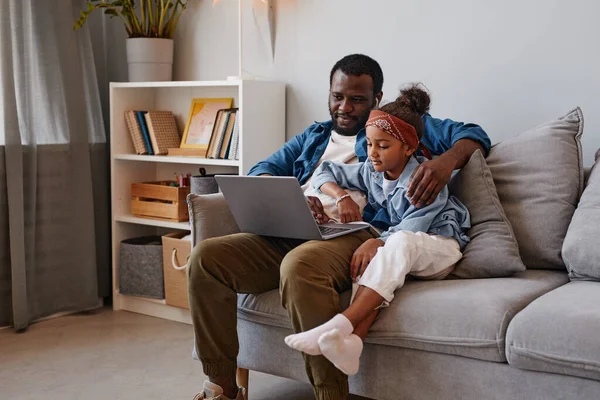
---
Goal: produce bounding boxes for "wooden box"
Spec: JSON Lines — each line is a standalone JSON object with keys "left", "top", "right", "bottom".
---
{"left": 162, "top": 231, "right": 192, "bottom": 309}
{"left": 131, "top": 181, "right": 190, "bottom": 221}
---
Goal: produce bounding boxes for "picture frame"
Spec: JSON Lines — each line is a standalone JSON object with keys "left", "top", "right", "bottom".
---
{"left": 180, "top": 97, "right": 234, "bottom": 151}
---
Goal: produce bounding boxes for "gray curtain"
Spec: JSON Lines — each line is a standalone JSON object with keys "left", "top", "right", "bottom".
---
{"left": 0, "top": 0, "right": 110, "bottom": 330}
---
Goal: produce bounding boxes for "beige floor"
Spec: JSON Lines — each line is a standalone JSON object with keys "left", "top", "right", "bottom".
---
{"left": 0, "top": 308, "right": 369, "bottom": 400}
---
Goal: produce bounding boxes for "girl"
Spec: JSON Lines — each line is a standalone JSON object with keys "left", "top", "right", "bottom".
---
{"left": 284, "top": 85, "right": 470, "bottom": 376}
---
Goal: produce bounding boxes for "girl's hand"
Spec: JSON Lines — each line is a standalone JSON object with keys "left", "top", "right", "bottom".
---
{"left": 351, "top": 238, "right": 385, "bottom": 280}
{"left": 337, "top": 197, "right": 362, "bottom": 223}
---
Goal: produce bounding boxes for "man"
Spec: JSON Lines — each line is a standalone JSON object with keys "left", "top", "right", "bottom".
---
{"left": 190, "top": 54, "right": 491, "bottom": 400}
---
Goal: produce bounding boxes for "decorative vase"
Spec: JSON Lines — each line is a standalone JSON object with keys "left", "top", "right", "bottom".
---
{"left": 126, "top": 38, "right": 174, "bottom": 82}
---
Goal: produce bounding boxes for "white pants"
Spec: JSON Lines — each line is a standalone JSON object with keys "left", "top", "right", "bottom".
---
{"left": 351, "top": 231, "right": 462, "bottom": 307}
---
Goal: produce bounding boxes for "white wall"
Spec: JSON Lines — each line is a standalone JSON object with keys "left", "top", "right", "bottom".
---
{"left": 105, "top": 0, "right": 600, "bottom": 165}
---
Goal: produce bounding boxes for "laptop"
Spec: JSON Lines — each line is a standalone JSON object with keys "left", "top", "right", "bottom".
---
{"left": 215, "top": 175, "right": 371, "bottom": 240}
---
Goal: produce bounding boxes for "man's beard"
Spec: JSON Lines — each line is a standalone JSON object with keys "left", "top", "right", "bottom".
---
{"left": 329, "top": 102, "right": 375, "bottom": 137}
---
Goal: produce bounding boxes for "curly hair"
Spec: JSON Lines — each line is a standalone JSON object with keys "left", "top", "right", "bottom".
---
{"left": 378, "top": 83, "right": 431, "bottom": 138}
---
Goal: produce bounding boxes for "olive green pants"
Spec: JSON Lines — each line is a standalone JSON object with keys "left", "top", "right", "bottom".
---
{"left": 187, "top": 230, "right": 375, "bottom": 400}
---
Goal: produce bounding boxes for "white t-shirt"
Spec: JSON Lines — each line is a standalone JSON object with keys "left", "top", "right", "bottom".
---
{"left": 302, "top": 130, "right": 368, "bottom": 222}
{"left": 383, "top": 176, "right": 399, "bottom": 198}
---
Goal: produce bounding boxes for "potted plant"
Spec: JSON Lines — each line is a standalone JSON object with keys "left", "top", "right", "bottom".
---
{"left": 74, "top": 0, "right": 190, "bottom": 82}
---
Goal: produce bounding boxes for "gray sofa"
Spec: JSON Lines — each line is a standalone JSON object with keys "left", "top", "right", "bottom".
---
{"left": 187, "top": 110, "right": 600, "bottom": 400}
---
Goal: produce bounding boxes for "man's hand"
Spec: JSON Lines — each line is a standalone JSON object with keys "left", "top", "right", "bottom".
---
{"left": 407, "top": 157, "right": 455, "bottom": 208}
{"left": 306, "top": 196, "right": 329, "bottom": 224}
{"left": 337, "top": 197, "right": 362, "bottom": 223}
{"left": 351, "top": 238, "right": 385, "bottom": 280}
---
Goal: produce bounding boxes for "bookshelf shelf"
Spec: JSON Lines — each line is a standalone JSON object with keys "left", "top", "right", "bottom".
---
{"left": 111, "top": 80, "right": 242, "bottom": 89}
{"left": 117, "top": 292, "right": 167, "bottom": 305}
{"left": 110, "top": 80, "right": 286, "bottom": 323}
{"left": 115, "top": 215, "right": 190, "bottom": 230}
{"left": 116, "top": 294, "right": 191, "bottom": 325}
{"left": 114, "top": 153, "right": 240, "bottom": 167}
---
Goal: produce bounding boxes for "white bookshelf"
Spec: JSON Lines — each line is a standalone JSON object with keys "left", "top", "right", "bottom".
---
{"left": 110, "top": 80, "right": 286, "bottom": 323}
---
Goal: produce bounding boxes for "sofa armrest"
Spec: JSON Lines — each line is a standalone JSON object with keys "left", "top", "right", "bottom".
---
{"left": 187, "top": 193, "right": 240, "bottom": 247}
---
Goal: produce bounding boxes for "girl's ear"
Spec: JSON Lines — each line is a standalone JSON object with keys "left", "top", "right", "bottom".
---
{"left": 405, "top": 147, "right": 416, "bottom": 157}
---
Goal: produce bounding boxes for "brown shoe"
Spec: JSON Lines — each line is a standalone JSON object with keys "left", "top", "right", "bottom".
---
{"left": 193, "top": 381, "right": 246, "bottom": 400}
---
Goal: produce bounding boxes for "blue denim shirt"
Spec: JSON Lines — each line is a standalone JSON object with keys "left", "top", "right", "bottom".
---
{"left": 248, "top": 114, "right": 491, "bottom": 185}
{"left": 312, "top": 156, "right": 471, "bottom": 249}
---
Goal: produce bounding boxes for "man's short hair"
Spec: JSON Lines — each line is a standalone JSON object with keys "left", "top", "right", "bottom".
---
{"left": 329, "top": 54, "right": 384, "bottom": 96}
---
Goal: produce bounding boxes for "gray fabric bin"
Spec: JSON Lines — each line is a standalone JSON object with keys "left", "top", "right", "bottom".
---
{"left": 190, "top": 168, "right": 238, "bottom": 195}
{"left": 190, "top": 167, "right": 219, "bottom": 195}
{"left": 119, "top": 236, "right": 164, "bottom": 299}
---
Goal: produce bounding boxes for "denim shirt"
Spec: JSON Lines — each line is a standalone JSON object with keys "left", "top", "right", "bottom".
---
{"left": 248, "top": 114, "right": 491, "bottom": 186}
{"left": 312, "top": 156, "right": 471, "bottom": 249}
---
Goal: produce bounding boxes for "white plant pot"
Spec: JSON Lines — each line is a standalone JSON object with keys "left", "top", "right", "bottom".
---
{"left": 126, "top": 38, "right": 174, "bottom": 82}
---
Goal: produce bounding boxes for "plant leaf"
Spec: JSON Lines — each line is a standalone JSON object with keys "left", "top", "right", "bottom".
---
{"left": 74, "top": 0, "right": 187, "bottom": 37}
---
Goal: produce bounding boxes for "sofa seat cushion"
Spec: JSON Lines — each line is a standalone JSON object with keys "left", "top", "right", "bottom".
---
{"left": 237, "top": 270, "right": 568, "bottom": 363}
{"left": 506, "top": 281, "right": 600, "bottom": 381}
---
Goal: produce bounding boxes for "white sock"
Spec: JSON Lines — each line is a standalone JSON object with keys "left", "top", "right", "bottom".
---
{"left": 200, "top": 381, "right": 241, "bottom": 400}
{"left": 318, "top": 329, "right": 363, "bottom": 376}
{"left": 284, "top": 314, "right": 354, "bottom": 356}
{"left": 201, "top": 381, "right": 225, "bottom": 398}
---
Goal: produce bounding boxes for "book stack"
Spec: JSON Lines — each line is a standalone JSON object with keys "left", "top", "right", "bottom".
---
{"left": 205, "top": 108, "right": 240, "bottom": 160}
{"left": 124, "top": 110, "right": 181, "bottom": 155}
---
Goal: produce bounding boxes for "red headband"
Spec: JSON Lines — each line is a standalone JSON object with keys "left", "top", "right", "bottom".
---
{"left": 365, "top": 110, "right": 432, "bottom": 159}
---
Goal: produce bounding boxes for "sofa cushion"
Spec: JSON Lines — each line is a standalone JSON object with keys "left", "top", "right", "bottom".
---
{"left": 562, "top": 149, "right": 600, "bottom": 281}
{"left": 187, "top": 193, "right": 239, "bottom": 247}
{"left": 448, "top": 150, "right": 525, "bottom": 278}
{"left": 486, "top": 107, "right": 584, "bottom": 270}
{"left": 237, "top": 270, "right": 568, "bottom": 363}
{"left": 506, "top": 281, "right": 600, "bottom": 381}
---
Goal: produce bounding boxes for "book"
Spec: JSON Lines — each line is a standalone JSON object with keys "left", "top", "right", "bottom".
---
{"left": 234, "top": 135, "right": 240, "bottom": 160}
{"left": 205, "top": 110, "right": 225, "bottom": 159}
{"left": 219, "top": 109, "right": 238, "bottom": 159}
{"left": 212, "top": 110, "right": 232, "bottom": 159}
{"left": 145, "top": 113, "right": 160, "bottom": 155}
{"left": 223, "top": 112, "right": 235, "bottom": 159}
{"left": 144, "top": 111, "right": 181, "bottom": 155}
{"left": 135, "top": 111, "right": 154, "bottom": 155}
{"left": 167, "top": 148, "right": 207, "bottom": 157}
{"left": 124, "top": 110, "right": 148, "bottom": 155}
{"left": 228, "top": 112, "right": 240, "bottom": 160}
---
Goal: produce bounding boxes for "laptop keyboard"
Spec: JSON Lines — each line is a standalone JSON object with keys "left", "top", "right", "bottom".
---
{"left": 319, "top": 226, "right": 351, "bottom": 236}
